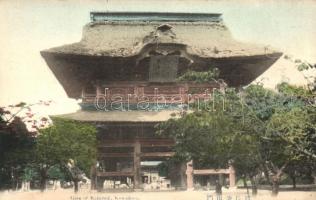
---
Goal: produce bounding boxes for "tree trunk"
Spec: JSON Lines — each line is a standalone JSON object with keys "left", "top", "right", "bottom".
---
{"left": 250, "top": 177, "right": 258, "bottom": 196}
{"left": 11, "top": 178, "right": 18, "bottom": 191}
{"left": 11, "top": 179, "right": 15, "bottom": 191}
{"left": 243, "top": 177, "right": 249, "bottom": 195}
{"left": 243, "top": 177, "right": 247, "bottom": 188}
{"left": 90, "top": 164, "right": 96, "bottom": 190}
{"left": 15, "top": 179, "right": 19, "bottom": 191}
{"left": 242, "top": 176, "right": 249, "bottom": 196}
{"left": 266, "top": 161, "right": 288, "bottom": 196}
{"left": 74, "top": 180, "right": 79, "bottom": 193}
{"left": 11, "top": 167, "right": 18, "bottom": 191}
{"left": 271, "top": 177, "right": 280, "bottom": 196}
{"left": 39, "top": 168, "right": 47, "bottom": 192}
{"left": 262, "top": 166, "right": 271, "bottom": 185}
{"left": 291, "top": 176, "right": 296, "bottom": 189}
{"left": 40, "top": 178, "right": 46, "bottom": 191}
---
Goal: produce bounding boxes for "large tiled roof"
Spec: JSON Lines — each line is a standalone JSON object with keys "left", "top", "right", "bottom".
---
{"left": 41, "top": 15, "right": 279, "bottom": 58}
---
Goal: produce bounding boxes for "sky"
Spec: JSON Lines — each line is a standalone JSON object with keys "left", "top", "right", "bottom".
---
{"left": 0, "top": 0, "right": 316, "bottom": 113}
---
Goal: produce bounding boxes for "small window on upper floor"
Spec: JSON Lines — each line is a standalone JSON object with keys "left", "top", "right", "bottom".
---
{"left": 149, "top": 55, "right": 179, "bottom": 82}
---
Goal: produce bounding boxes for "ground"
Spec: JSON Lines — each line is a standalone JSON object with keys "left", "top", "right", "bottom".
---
{"left": 1, "top": 189, "right": 316, "bottom": 200}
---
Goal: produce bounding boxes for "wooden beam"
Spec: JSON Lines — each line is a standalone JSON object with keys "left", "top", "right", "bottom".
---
{"left": 98, "top": 138, "right": 175, "bottom": 148}
{"left": 141, "top": 152, "right": 175, "bottom": 158}
{"left": 98, "top": 152, "right": 133, "bottom": 158}
{"left": 141, "top": 140, "right": 175, "bottom": 147}
{"left": 99, "top": 142, "right": 135, "bottom": 148}
{"left": 96, "top": 171, "right": 133, "bottom": 177}
{"left": 193, "top": 169, "right": 230, "bottom": 175}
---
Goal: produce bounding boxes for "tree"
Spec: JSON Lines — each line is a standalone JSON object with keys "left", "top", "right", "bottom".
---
{"left": 35, "top": 118, "right": 97, "bottom": 192}
{"left": 284, "top": 158, "right": 315, "bottom": 189}
{"left": 264, "top": 97, "right": 315, "bottom": 194}
{"left": 0, "top": 105, "right": 35, "bottom": 190}
{"left": 158, "top": 83, "right": 316, "bottom": 196}
{"left": 243, "top": 84, "right": 316, "bottom": 195}
{"left": 158, "top": 87, "right": 267, "bottom": 195}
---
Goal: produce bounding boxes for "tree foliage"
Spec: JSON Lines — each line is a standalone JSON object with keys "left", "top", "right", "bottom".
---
{"left": 177, "top": 68, "right": 220, "bottom": 83}
{"left": 35, "top": 117, "right": 97, "bottom": 191}
{"left": 157, "top": 82, "right": 316, "bottom": 196}
{"left": 0, "top": 109, "right": 97, "bottom": 191}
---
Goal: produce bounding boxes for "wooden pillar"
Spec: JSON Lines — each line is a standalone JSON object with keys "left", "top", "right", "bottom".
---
{"left": 170, "top": 161, "right": 187, "bottom": 189}
{"left": 96, "top": 85, "right": 101, "bottom": 96}
{"left": 186, "top": 160, "right": 194, "bottom": 190}
{"left": 179, "top": 162, "right": 187, "bottom": 189}
{"left": 219, "top": 174, "right": 224, "bottom": 185}
{"left": 229, "top": 164, "right": 236, "bottom": 187}
{"left": 133, "top": 140, "right": 141, "bottom": 189}
{"left": 90, "top": 162, "right": 97, "bottom": 190}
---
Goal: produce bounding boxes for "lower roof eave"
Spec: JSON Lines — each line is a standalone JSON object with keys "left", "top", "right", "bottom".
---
{"left": 51, "top": 110, "right": 181, "bottom": 123}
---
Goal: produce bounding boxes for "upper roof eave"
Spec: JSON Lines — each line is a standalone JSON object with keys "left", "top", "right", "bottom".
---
{"left": 41, "top": 44, "right": 281, "bottom": 59}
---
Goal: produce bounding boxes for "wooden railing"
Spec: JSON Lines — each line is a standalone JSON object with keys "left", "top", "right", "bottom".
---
{"left": 81, "top": 82, "right": 220, "bottom": 106}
